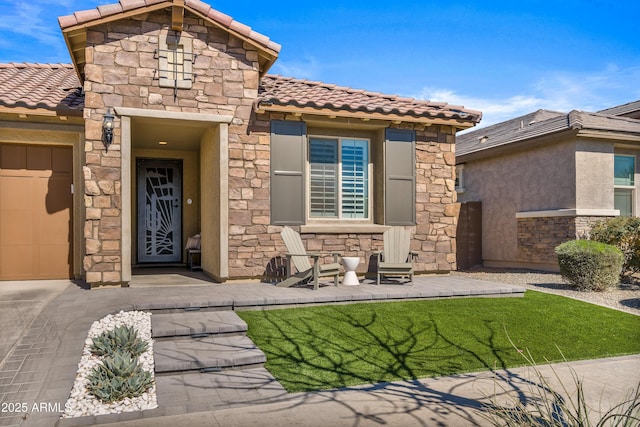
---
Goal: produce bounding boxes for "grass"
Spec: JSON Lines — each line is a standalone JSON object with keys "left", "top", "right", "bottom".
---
{"left": 237, "top": 291, "right": 640, "bottom": 393}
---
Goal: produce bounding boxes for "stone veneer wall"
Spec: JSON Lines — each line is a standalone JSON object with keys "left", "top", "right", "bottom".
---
{"left": 230, "top": 120, "right": 460, "bottom": 279}
{"left": 81, "top": 8, "right": 459, "bottom": 284}
{"left": 82, "top": 9, "right": 262, "bottom": 284}
{"left": 517, "top": 216, "right": 607, "bottom": 263}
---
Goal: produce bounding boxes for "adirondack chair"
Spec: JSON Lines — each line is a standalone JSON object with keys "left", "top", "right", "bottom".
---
{"left": 375, "top": 227, "right": 418, "bottom": 285}
{"left": 278, "top": 227, "right": 341, "bottom": 290}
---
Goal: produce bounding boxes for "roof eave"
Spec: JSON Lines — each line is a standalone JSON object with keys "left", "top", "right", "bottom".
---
{"left": 256, "top": 104, "right": 480, "bottom": 129}
{"left": 577, "top": 129, "right": 640, "bottom": 143}
{"left": 60, "top": 1, "right": 280, "bottom": 81}
{"left": 0, "top": 105, "right": 84, "bottom": 118}
{"left": 456, "top": 128, "right": 579, "bottom": 163}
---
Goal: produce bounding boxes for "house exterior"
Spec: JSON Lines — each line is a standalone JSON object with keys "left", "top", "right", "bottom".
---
{"left": 456, "top": 101, "right": 640, "bottom": 271}
{"left": 0, "top": 0, "right": 481, "bottom": 286}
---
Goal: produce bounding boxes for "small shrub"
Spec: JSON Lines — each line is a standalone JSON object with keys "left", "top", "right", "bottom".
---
{"left": 86, "top": 349, "right": 153, "bottom": 403}
{"left": 555, "top": 240, "right": 623, "bottom": 291}
{"left": 590, "top": 217, "right": 640, "bottom": 281}
{"left": 91, "top": 325, "right": 148, "bottom": 358}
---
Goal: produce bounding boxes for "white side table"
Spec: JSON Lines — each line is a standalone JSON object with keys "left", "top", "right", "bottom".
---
{"left": 341, "top": 256, "right": 361, "bottom": 286}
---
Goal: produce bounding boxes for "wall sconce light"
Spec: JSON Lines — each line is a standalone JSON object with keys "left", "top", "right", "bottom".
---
{"left": 102, "top": 108, "right": 115, "bottom": 152}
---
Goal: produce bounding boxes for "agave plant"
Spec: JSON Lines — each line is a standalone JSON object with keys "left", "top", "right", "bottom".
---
{"left": 91, "top": 325, "right": 148, "bottom": 358}
{"left": 87, "top": 349, "right": 153, "bottom": 403}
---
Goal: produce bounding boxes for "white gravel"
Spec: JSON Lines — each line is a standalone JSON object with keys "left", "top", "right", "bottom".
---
{"left": 61, "top": 310, "right": 158, "bottom": 419}
{"left": 452, "top": 268, "right": 640, "bottom": 315}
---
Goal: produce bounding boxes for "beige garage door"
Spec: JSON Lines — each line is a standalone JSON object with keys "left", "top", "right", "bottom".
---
{"left": 0, "top": 144, "right": 73, "bottom": 280}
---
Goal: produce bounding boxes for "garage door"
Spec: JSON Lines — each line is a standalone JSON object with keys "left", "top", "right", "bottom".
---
{"left": 0, "top": 144, "right": 73, "bottom": 280}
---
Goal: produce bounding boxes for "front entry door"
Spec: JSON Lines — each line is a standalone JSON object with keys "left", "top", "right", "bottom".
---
{"left": 137, "top": 159, "right": 182, "bottom": 263}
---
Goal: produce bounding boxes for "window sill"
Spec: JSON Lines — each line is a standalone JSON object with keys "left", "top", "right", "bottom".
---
{"left": 300, "top": 224, "right": 391, "bottom": 234}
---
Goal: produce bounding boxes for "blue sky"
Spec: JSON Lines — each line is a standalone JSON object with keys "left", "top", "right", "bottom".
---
{"left": 1, "top": 0, "right": 639, "bottom": 127}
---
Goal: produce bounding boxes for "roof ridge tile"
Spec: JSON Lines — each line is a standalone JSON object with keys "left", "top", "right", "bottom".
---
{"left": 58, "top": 0, "right": 280, "bottom": 53}
{"left": 97, "top": 3, "right": 124, "bottom": 17}
{"left": 121, "top": 0, "right": 147, "bottom": 11}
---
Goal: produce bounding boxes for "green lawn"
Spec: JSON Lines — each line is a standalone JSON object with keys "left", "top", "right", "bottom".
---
{"left": 237, "top": 291, "right": 640, "bottom": 392}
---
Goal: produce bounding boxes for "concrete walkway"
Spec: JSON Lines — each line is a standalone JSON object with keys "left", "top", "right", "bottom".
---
{"left": 0, "top": 280, "right": 70, "bottom": 369}
{"left": 0, "top": 274, "right": 637, "bottom": 427}
{"left": 106, "top": 354, "right": 640, "bottom": 427}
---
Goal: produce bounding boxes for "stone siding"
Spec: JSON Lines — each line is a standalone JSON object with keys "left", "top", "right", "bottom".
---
{"left": 81, "top": 8, "right": 460, "bottom": 284}
{"left": 517, "top": 216, "right": 608, "bottom": 263}
{"left": 82, "top": 9, "right": 261, "bottom": 284}
{"left": 226, "top": 122, "right": 460, "bottom": 279}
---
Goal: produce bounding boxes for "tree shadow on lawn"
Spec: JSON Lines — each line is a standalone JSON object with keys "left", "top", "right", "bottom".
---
{"left": 243, "top": 307, "right": 560, "bottom": 426}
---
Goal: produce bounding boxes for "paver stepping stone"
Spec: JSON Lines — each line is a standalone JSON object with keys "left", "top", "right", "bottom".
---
{"left": 152, "top": 310, "right": 247, "bottom": 338}
{"left": 154, "top": 335, "right": 266, "bottom": 373}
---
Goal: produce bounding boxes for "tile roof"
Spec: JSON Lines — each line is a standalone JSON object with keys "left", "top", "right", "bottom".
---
{"left": 58, "top": 0, "right": 281, "bottom": 54}
{"left": 457, "top": 108, "right": 640, "bottom": 160}
{"left": 0, "top": 64, "right": 482, "bottom": 127}
{"left": 597, "top": 100, "right": 640, "bottom": 119}
{"left": 257, "top": 75, "right": 482, "bottom": 124}
{"left": 0, "top": 63, "right": 83, "bottom": 112}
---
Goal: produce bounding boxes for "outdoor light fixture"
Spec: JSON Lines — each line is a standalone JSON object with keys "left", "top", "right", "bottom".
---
{"left": 102, "top": 108, "right": 115, "bottom": 152}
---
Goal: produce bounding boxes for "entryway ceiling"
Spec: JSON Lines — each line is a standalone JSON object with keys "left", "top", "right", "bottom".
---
{"left": 131, "top": 116, "right": 208, "bottom": 151}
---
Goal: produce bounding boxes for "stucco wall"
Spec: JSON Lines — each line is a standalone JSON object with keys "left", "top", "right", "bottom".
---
{"left": 458, "top": 138, "right": 577, "bottom": 266}
{"left": 459, "top": 135, "right": 640, "bottom": 270}
{"left": 575, "top": 139, "right": 614, "bottom": 210}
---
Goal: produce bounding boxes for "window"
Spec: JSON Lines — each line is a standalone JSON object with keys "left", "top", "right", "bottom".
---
{"left": 270, "top": 121, "right": 415, "bottom": 226}
{"left": 309, "top": 137, "right": 370, "bottom": 219}
{"left": 614, "top": 155, "right": 635, "bottom": 216}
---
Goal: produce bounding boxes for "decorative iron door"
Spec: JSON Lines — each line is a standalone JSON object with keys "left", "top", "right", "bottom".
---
{"left": 137, "top": 159, "right": 182, "bottom": 263}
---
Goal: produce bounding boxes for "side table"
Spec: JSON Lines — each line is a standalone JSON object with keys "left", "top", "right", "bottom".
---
{"left": 341, "top": 256, "right": 361, "bottom": 286}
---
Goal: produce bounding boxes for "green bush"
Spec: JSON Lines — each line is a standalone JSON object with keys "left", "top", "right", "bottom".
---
{"left": 590, "top": 217, "right": 640, "bottom": 281}
{"left": 555, "top": 240, "right": 623, "bottom": 291}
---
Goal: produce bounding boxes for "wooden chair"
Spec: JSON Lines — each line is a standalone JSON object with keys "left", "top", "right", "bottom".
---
{"left": 278, "top": 227, "right": 341, "bottom": 290}
{"left": 374, "top": 227, "right": 418, "bottom": 285}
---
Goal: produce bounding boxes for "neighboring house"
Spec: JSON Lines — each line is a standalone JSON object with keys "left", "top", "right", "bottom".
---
{"left": 0, "top": 0, "right": 481, "bottom": 285}
{"left": 456, "top": 101, "right": 640, "bottom": 271}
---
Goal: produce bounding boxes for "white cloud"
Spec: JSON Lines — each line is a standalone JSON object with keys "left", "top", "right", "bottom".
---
{"left": 414, "top": 65, "right": 640, "bottom": 129}
{"left": 0, "top": 0, "right": 115, "bottom": 62}
{"left": 271, "top": 55, "right": 321, "bottom": 80}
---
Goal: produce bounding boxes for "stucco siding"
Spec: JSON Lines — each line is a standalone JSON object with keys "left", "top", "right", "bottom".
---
{"left": 575, "top": 139, "right": 614, "bottom": 210}
{"left": 458, "top": 138, "right": 577, "bottom": 265}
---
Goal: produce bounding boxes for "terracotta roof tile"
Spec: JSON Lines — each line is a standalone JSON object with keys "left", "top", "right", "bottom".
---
{"left": 58, "top": 0, "right": 281, "bottom": 54}
{"left": 97, "top": 3, "right": 124, "bottom": 16}
{"left": 121, "top": 0, "right": 146, "bottom": 11}
{"left": 0, "top": 63, "right": 83, "bottom": 112}
{"left": 187, "top": 0, "right": 212, "bottom": 18}
{"left": 257, "top": 75, "right": 482, "bottom": 123}
{"left": 74, "top": 8, "right": 101, "bottom": 23}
